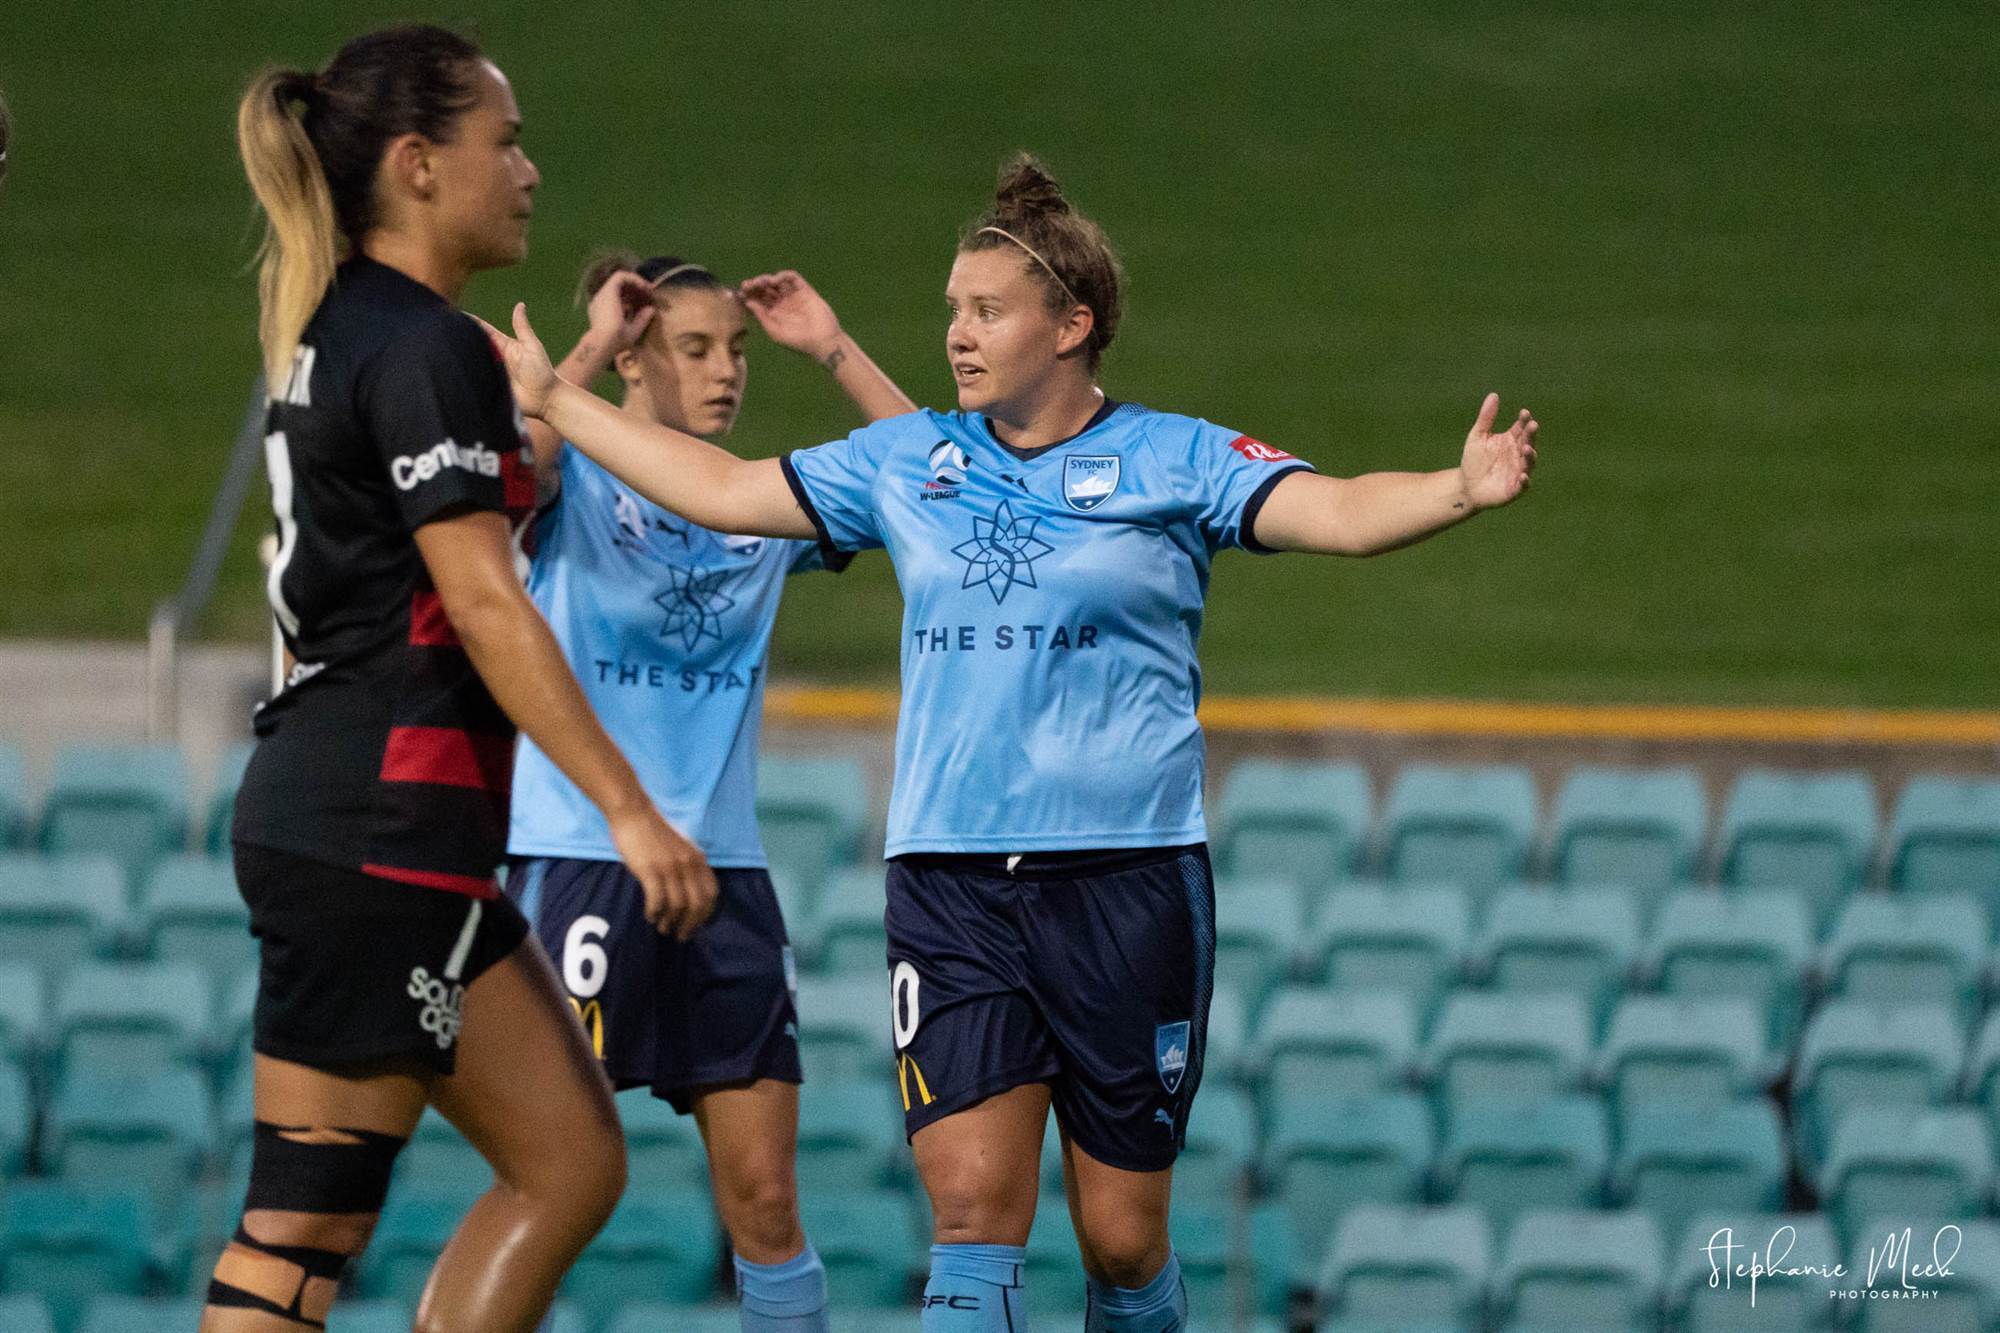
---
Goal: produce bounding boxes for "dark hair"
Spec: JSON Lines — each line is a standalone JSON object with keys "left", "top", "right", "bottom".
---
{"left": 958, "top": 152, "right": 1124, "bottom": 371}
{"left": 575, "top": 248, "right": 726, "bottom": 309}
{"left": 237, "top": 25, "right": 486, "bottom": 384}
{"left": 0, "top": 92, "right": 12, "bottom": 190}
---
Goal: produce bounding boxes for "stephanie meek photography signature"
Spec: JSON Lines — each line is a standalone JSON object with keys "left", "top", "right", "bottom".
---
{"left": 1706, "top": 1225, "right": 1962, "bottom": 1308}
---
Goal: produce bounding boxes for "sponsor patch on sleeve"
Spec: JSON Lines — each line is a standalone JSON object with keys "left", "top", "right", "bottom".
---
{"left": 1227, "top": 435, "right": 1295, "bottom": 463}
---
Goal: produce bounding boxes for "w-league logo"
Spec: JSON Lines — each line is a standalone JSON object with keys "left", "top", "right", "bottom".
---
{"left": 408, "top": 966, "right": 466, "bottom": 1050}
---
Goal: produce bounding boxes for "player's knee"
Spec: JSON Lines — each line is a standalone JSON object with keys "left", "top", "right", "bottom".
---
{"left": 720, "top": 1172, "right": 802, "bottom": 1258}
{"left": 560, "top": 1125, "right": 627, "bottom": 1230}
{"left": 926, "top": 1176, "right": 1036, "bottom": 1247}
{"left": 1073, "top": 1204, "right": 1170, "bottom": 1288}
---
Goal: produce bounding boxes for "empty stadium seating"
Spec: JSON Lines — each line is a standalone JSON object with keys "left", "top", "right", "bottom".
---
{"left": 38, "top": 742, "right": 190, "bottom": 882}
{"left": 0, "top": 741, "right": 1994, "bottom": 1329}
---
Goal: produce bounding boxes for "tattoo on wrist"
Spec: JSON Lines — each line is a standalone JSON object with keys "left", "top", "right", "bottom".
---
{"left": 820, "top": 345, "right": 847, "bottom": 372}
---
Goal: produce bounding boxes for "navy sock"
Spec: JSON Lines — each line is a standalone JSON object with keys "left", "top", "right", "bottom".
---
{"left": 1085, "top": 1249, "right": 1186, "bottom": 1332}
{"left": 735, "top": 1242, "right": 830, "bottom": 1331}
{"left": 922, "top": 1242, "right": 1026, "bottom": 1330}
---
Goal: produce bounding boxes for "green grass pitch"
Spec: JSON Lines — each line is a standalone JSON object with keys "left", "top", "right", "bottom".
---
{"left": 0, "top": 3, "right": 1992, "bottom": 705}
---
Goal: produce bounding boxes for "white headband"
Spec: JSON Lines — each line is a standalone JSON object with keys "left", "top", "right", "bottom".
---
{"left": 648, "top": 262, "right": 712, "bottom": 288}
{"left": 978, "top": 226, "right": 1080, "bottom": 306}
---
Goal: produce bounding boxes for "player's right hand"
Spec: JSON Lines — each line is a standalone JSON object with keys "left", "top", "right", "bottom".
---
{"left": 608, "top": 806, "right": 718, "bottom": 941}
{"left": 473, "top": 304, "right": 560, "bottom": 418}
{"left": 586, "top": 270, "right": 658, "bottom": 355}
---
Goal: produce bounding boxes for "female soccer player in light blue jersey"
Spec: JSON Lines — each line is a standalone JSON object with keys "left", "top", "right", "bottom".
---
{"left": 505, "top": 253, "right": 913, "bottom": 1333}
{"left": 485, "top": 155, "right": 1539, "bottom": 1332}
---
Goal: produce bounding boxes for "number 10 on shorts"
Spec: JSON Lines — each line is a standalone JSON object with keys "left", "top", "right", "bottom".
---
{"left": 891, "top": 962, "right": 933, "bottom": 1110}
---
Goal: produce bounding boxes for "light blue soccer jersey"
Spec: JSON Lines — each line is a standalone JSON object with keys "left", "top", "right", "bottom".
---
{"left": 509, "top": 444, "right": 842, "bottom": 866}
{"left": 781, "top": 401, "right": 1311, "bottom": 856}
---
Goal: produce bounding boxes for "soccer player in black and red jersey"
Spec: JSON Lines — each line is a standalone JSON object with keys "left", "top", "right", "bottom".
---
{"left": 205, "top": 26, "right": 715, "bottom": 1333}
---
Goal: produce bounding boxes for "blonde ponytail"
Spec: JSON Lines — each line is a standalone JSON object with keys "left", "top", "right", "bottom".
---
{"left": 237, "top": 69, "right": 338, "bottom": 389}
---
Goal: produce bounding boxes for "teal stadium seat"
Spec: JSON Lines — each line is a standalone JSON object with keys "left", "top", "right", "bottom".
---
{"left": 0, "top": 1294, "right": 54, "bottom": 1333}
{"left": 138, "top": 854, "right": 253, "bottom": 981}
{"left": 795, "top": 975, "right": 889, "bottom": 1083}
{"left": 1164, "top": 1199, "right": 1253, "bottom": 1323}
{"left": 1642, "top": 886, "right": 1812, "bottom": 1049}
{"left": 799, "top": 1188, "right": 917, "bottom": 1308}
{"left": 1212, "top": 876, "right": 1305, "bottom": 1012}
{"left": 0, "top": 853, "right": 126, "bottom": 978}
{"left": 1305, "top": 881, "right": 1470, "bottom": 1018}
{"left": 0, "top": 1057, "right": 30, "bottom": 1177}
{"left": 52, "top": 960, "right": 211, "bottom": 1078}
{"left": 1380, "top": 763, "right": 1539, "bottom": 889}
{"left": 1887, "top": 775, "right": 2000, "bottom": 908}
{"left": 561, "top": 1189, "right": 721, "bottom": 1319}
{"left": 1671, "top": 1210, "right": 1841, "bottom": 1332}
{"left": 1438, "top": 1094, "right": 1608, "bottom": 1237}
{"left": 78, "top": 1297, "right": 208, "bottom": 1332}
{"left": 324, "top": 1302, "right": 416, "bottom": 1333}
{"left": 1247, "top": 985, "right": 1418, "bottom": 1102}
{"left": 1174, "top": 1084, "right": 1257, "bottom": 1206}
{"left": 1960, "top": 1009, "right": 2000, "bottom": 1147}
{"left": 1418, "top": 990, "right": 1593, "bottom": 1108}
{"left": 0, "top": 743, "right": 27, "bottom": 848}
{"left": 204, "top": 741, "right": 255, "bottom": 855}
{"left": 1473, "top": 883, "right": 1640, "bottom": 1028}
{"left": 805, "top": 867, "right": 885, "bottom": 976}
{"left": 0, "top": 961, "right": 46, "bottom": 1063}
{"left": 1264, "top": 1091, "right": 1432, "bottom": 1283}
{"left": 1547, "top": 764, "right": 1707, "bottom": 893}
{"left": 1846, "top": 1213, "right": 2000, "bottom": 1333}
{"left": 796, "top": 1077, "right": 904, "bottom": 1190}
{"left": 1820, "top": 1105, "right": 1993, "bottom": 1240}
{"left": 1818, "top": 890, "right": 1986, "bottom": 1018}
{"left": 608, "top": 1305, "right": 744, "bottom": 1333}
{"left": 0, "top": 1182, "right": 155, "bottom": 1331}
{"left": 45, "top": 1064, "right": 212, "bottom": 1205}
{"left": 1490, "top": 1207, "right": 1662, "bottom": 1333}
{"left": 1609, "top": 1098, "right": 1785, "bottom": 1246}
{"left": 1317, "top": 1203, "right": 1490, "bottom": 1330}
{"left": 1212, "top": 758, "right": 1371, "bottom": 888}
{"left": 1595, "top": 993, "right": 1770, "bottom": 1112}
{"left": 394, "top": 1107, "right": 490, "bottom": 1200}
{"left": 218, "top": 1061, "right": 255, "bottom": 1181}
{"left": 1024, "top": 1188, "right": 1087, "bottom": 1316}
{"left": 216, "top": 963, "right": 259, "bottom": 1071}
{"left": 1793, "top": 998, "right": 1962, "bottom": 1170}
{"left": 618, "top": 1088, "right": 711, "bottom": 1190}
{"left": 1716, "top": 768, "right": 1878, "bottom": 924}
{"left": 359, "top": 1190, "right": 471, "bottom": 1304}
{"left": 755, "top": 752, "right": 871, "bottom": 895}
{"left": 39, "top": 741, "right": 191, "bottom": 882}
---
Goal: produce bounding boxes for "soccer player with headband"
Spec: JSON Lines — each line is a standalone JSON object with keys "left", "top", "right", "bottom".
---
{"left": 482, "top": 151, "right": 1539, "bottom": 1332}
{"left": 505, "top": 250, "right": 913, "bottom": 1333}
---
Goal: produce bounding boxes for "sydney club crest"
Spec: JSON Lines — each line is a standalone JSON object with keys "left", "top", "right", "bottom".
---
{"left": 1156, "top": 1021, "right": 1191, "bottom": 1095}
{"left": 1063, "top": 455, "right": 1120, "bottom": 511}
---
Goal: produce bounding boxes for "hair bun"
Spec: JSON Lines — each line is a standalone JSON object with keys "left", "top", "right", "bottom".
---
{"left": 274, "top": 70, "right": 318, "bottom": 110}
{"left": 993, "top": 152, "right": 1070, "bottom": 222}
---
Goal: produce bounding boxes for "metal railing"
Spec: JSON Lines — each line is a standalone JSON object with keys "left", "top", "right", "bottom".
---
{"left": 146, "top": 375, "right": 267, "bottom": 740}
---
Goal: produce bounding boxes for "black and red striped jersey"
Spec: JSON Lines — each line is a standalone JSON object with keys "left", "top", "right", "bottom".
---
{"left": 233, "top": 256, "right": 535, "bottom": 898}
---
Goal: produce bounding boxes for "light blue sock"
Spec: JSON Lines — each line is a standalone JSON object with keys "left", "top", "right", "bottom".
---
{"left": 1086, "top": 1249, "right": 1186, "bottom": 1332}
{"left": 922, "top": 1243, "right": 1026, "bottom": 1331}
{"left": 734, "top": 1242, "right": 830, "bottom": 1331}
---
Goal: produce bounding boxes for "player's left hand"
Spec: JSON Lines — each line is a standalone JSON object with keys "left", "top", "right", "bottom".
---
{"left": 739, "top": 270, "right": 843, "bottom": 363}
{"left": 1459, "top": 392, "right": 1539, "bottom": 510}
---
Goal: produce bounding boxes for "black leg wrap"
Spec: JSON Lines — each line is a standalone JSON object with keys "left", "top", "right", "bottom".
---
{"left": 207, "top": 1227, "right": 352, "bottom": 1329}
{"left": 242, "top": 1120, "right": 406, "bottom": 1214}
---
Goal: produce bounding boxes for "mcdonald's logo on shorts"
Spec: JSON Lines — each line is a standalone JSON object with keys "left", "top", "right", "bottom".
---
{"left": 897, "top": 1052, "right": 933, "bottom": 1111}
{"left": 569, "top": 997, "right": 605, "bottom": 1059}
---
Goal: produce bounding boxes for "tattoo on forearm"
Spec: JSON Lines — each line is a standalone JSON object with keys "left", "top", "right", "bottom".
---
{"left": 820, "top": 345, "right": 848, "bottom": 372}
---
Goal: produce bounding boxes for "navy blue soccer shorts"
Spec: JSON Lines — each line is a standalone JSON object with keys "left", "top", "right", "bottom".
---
{"left": 506, "top": 856, "right": 802, "bottom": 1112}
{"left": 884, "top": 844, "right": 1216, "bottom": 1173}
